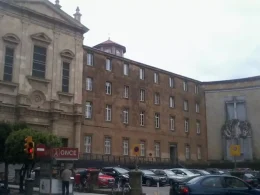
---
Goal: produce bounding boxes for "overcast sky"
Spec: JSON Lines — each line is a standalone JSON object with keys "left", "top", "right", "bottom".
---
{"left": 50, "top": 0, "right": 260, "bottom": 81}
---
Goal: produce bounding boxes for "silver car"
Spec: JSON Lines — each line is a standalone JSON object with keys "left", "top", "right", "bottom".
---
{"left": 169, "top": 168, "right": 200, "bottom": 181}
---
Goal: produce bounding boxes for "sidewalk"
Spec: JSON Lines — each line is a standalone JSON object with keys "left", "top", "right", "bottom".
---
{"left": 9, "top": 184, "right": 108, "bottom": 195}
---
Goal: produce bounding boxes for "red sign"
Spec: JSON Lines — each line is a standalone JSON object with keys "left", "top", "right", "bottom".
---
{"left": 52, "top": 147, "right": 79, "bottom": 160}
{"left": 36, "top": 144, "right": 47, "bottom": 157}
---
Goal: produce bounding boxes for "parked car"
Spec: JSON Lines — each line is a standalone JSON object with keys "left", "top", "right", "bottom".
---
{"left": 98, "top": 172, "right": 115, "bottom": 188}
{"left": 140, "top": 169, "right": 167, "bottom": 187}
{"left": 101, "top": 167, "right": 129, "bottom": 183}
{"left": 172, "top": 175, "right": 260, "bottom": 195}
{"left": 154, "top": 169, "right": 180, "bottom": 185}
{"left": 189, "top": 169, "right": 211, "bottom": 176}
{"left": 206, "top": 168, "right": 225, "bottom": 175}
{"left": 169, "top": 168, "right": 200, "bottom": 181}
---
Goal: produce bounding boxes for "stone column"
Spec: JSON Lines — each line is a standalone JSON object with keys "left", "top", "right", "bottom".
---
{"left": 74, "top": 114, "right": 82, "bottom": 150}
{"left": 51, "top": 111, "right": 60, "bottom": 135}
{"left": 129, "top": 170, "right": 143, "bottom": 195}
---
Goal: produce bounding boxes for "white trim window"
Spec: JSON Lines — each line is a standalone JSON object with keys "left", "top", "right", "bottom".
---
{"left": 123, "top": 63, "right": 129, "bottom": 76}
{"left": 105, "top": 82, "right": 112, "bottom": 95}
{"left": 154, "top": 72, "right": 159, "bottom": 84}
{"left": 105, "top": 105, "right": 112, "bottom": 121}
{"left": 170, "top": 116, "right": 175, "bottom": 131}
{"left": 106, "top": 58, "right": 112, "bottom": 71}
{"left": 123, "top": 139, "right": 129, "bottom": 156}
{"left": 154, "top": 93, "right": 160, "bottom": 105}
{"left": 169, "top": 77, "right": 174, "bottom": 88}
{"left": 155, "top": 143, "right": 160, "bottom": 157}
{"left": 185, "top": 145, "right": 190, "bottom": 160}
{"left": 184, "top": 100, "right": 188, "bottom": 111}
{"left": 169, "top": 96, "right": 175, "bottom": 108}
{"left": 87, "top": 53, "right": 93, "bottom": 66}
{"left": 123, "top": 108, "right": 129, "bottom": 124}
{"left": 195, "top": 85, "right": 199, "bottom": 94}
{"left": 140, "top": 89, "right": 145, "bottom": 102}
{"left": 184, "top": 119, "right": 189, "bottom": 133}
{"left": 140, "top": 111, "right": 145, "bottom": 126}
{"left": 140, "top": 68, "right": 144, "bottom": 80}
{"left": 85, "top": 101, "right": 92, "bottom": 119}
{"left": 123, "top": 86, "right": 129, "bottom": 98}
{"left": 183, "top": 81, "right": 188, "bottom": 91}
{"left": 104, "top": 137, "right": 111, "bottom": 154}
{"left": 155, "top": 113, "right": 160, "bottom": 128}
{"left": 140, "top": 141, "right": 145, "bottom": 157}
{"left": 86, "top": 77, "right": 93, "bottom": 91}
{"left": 197, "top": 146, "right": 202, "bottom": 160}
{"left": 84, "top": 136, "right": 92, "bottom": 153}
{"left": 196, "top": 121, "right": 201, "bottom": 134}
{"left": 196, "top": 103, "right": 200, "bottom": 113}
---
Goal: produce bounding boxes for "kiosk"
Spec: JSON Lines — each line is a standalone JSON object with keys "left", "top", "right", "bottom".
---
{"left": 36, "top": 146, "right": 78, "bottom": 195}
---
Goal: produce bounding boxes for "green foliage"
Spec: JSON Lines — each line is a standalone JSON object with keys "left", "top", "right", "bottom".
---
{"left": 0, "top": 122, "right": 28, "bottom": 162}
{"left": 5, "top": 128, "right": 62, "bottom": 164}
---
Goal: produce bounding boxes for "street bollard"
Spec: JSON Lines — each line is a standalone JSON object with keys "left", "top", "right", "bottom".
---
{"left": 129, "top": 170, "right": 142, "bottom": 195}
{"left": 25, "top": 178, "right": 34, "bottom": 195}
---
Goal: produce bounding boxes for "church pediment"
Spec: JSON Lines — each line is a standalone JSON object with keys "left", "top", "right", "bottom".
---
{"left": 2, "top": 33, "right": 20, "bottom": 44}
{"left": 31, "top": 32, "right": 52, "bottom": 44}
{"left": 10, "top": 0, "right": 88, "bottom": 33}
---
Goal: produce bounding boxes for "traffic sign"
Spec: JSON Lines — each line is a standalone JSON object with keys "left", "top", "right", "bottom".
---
{"left": 132, "top": 144, "right": 140, "bottom": 156}
{"left": 36, "top": 144, "right": 46, "bottom": 157}
{"left": 51, "top": 148, "right": 79, "bottom": 160}
{"left": 230, "top": 145, "right": 241, "bottom": 156}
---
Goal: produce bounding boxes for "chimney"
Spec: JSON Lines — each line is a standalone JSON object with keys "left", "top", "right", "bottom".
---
{"left": 54, "top": 0, "right": 61, "bottom": 9}
{"left": 73, "top": 7, "right": 82, "bottom": 23}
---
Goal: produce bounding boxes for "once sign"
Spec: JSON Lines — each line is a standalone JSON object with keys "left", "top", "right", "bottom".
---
{"left": 52, "top": 147, "right": 79, "bottom": 160}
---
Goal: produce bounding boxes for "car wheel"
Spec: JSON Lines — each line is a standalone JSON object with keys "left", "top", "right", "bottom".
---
{"left": 146, "top": 180, "right": 152, "bottom": 187}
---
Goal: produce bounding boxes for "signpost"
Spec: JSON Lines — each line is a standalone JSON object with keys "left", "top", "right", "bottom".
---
{"left": 132, "top": 144, "right": 140, "bottom": 170}
{"left": 230, "top": 144, "right": 241, "bottom": 168}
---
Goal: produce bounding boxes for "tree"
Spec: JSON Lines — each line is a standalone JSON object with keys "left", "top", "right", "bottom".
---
{"left": 0, "top": 121, "right": 28, "bottom": 190}
{"left": 5, "top": 128, "right": 62, "bottom": 192}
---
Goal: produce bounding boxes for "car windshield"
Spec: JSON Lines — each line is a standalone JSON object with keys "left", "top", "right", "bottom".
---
{"left": 245, "top": 174, "right": 255, "bottom": 179}
{"left": 186, "top": 176, "right": 203, "bottom": 184}
{"left": 99, "top": 172, "right": 104, "bottom": 176}
{"left": 181, "top": 169, "right": 197, "bottom": 175}
{"left": 114, "top": 167, "right": 129, "bottom": 174}
{"left": 142, "top": 170, "right": 155, "bottom": 175}
{"left": 164, "top": 170, "right": 175, "bottom": 175}
{"left": 200, "top": 170, "right": 211, "bottom": 175}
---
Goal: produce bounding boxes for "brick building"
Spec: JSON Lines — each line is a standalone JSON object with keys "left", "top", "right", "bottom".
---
{"left": 81, "top": 40, "right": 208, "bottom": 162}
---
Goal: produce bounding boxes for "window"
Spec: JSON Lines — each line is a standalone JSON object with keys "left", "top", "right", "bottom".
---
{"left": 140, "top": 89, "right": 145, "bottom": 102}
{"left": 224, "top": 177, "right": 248, "bottom": 188}
{"left": 169, "top": 77, "right": 174, "bottom": 88}
{"left": 184, "top": 119, "right": 189, "bottom": 133}
{"left": 62, "top": 62, "right": 70, "bottom": 93}
{"left": 84, "top": 136, "right": 92, "bottom": 153}
{"left": 155, "top": 142, "right": 160, "bottom": 157}
{"left": 123, "top": 139, "right": 129, "bottom": 155}
{"left": 87, "top": 53, "right": 93, "bottom": 66}
{"left": 196, "top": 121, "right": 201, "bottom": 134}
{"left": 105, "top": 82, "right": 112, "bottom": 95}
{"left": 170, "top": 116, "right": 175, "bottom": 131}
{"left": 105, "top": 105, "right": 112, "bottom": 121}
{"left": 104, "top": 137, "right": 111, "bottom": 154}
{"left": 140, "top": 68, "right": 144, "bottom": 80}
{"left": 201, "top": 177, "right": 223, "bottom": 188}
{"left": 154, "top": 73, "right": 159, "bottom": 84}
{"left": 140, "top": 111, "right": 145, "bottom": 126}
{"left": 197, "top": 146, "right": 201, "bottom": 160}
{"left": 32, "top": 45, "right": 47, "bottom": 78}
{"left": 184, "top": 100, "right": 188, "bottom": 111}
{"left": 123, "top": 86, "right": 129, "bottom": 98}
{"left": 195, "top": 85, "right": 199, "bottom": 94}
{"left": 185, "top": 145, "right": 190, "bottom": 160}
{"left": 86, "top": 77, "right": 93, "bottom": 91}
{"left": 154, "top": 93, "right": 160, "bottom": 105}
{"left": 140, "top": 141, "right": 145, "bottom": 157}
{"left": 183, "top": 81, "right": 188, "bottom": 91}
{"left": 195, "top": 103, "right": 200, "bottom": 113}
{"left": 106, "top": 58, "right": 112, "bottom": 71}
{"left": 155, "top": 113, "right": 160, "bottom": 128}
{"left": 85, "top": 101, "right": 92, "bottom": 119}
{"left": 226, "top": 97, "right": 246, "bottom": 121}
{"left": 3, "top": 47, "right": 14, "bottom": 81}
{"left": 169, "top": 96, "right": 175, "bottom": 108}
{"left": 123, "top": 108, "right": 129, "bottom": 124}
{"left": 123, "top": 63, "right": 129, "bottom": 76}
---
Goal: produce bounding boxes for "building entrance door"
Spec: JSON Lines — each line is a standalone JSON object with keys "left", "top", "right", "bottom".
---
{"left": 169, "top": 144, "right": 177, "bottom": 164}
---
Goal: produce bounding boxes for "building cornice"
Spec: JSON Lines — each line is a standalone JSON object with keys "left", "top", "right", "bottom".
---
{"left": 83, "top": 45, "right": 201, "bottom": 84}
{"left": 204, "top": 85, "right": 260, "bottom": 93}
{"left": 202, "top": 76, "right": 260, "bottom": 85}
